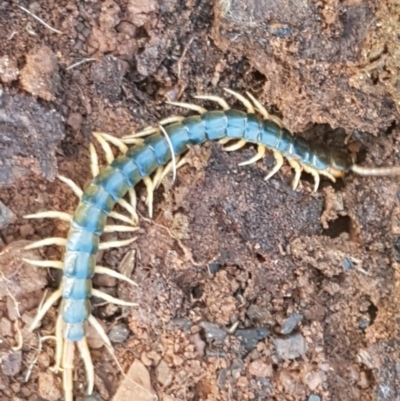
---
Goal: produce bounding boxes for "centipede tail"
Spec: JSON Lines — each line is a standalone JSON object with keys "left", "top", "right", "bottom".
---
{"left": 23, "top": 90, "right": 400, "bottom": 400}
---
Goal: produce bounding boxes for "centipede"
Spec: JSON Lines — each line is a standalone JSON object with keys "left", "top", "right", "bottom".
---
{"left": 21, "top": 89, "right": 400, "bottom": 401}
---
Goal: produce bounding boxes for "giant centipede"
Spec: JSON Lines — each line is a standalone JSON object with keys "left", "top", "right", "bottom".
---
{"left": 22, "top": 89, "right": 400, "bottom": 401}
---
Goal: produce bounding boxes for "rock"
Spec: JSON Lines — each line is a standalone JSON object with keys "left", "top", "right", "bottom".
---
{"left": 1, "top": 351, "right": 22, "bottom": 376}
{"left": 0, "top": 56, "right": 19, "bottom": 83}
{"left": 0, "top": 201, "right": 16, "bottom": 229}
{"left": 38, "top": 371, "right": 62, "bottom": 401}
{"left": 235, "top": 327, "right": 270, "bottom": 351}
{"left": 248, "top": 360, "right": 272, "bottom": 377}
{"left": 108, "top": 323, "right": 130, "bottom": 343}
{"left": 246, "top": 304, "right": 273, "bottom": 325}
{"left": 281, "top": 313, "right": 303, "bottom": 334}
{"left": 274, "top": 333, "right": 308, "bottom": 360}
{"left": 156, "top": 359, "right": 173, "bottom": 387}
{"left": 200, "top": 321, "right": 227, "bottom": 344}
{"left": 308, "top": 395, "right": 321, "bottom": 401}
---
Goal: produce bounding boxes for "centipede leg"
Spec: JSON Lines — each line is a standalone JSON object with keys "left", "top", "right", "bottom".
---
{"left": 99, "top": 236, "right": 137, "bottom": 250}
{"left": 246, "top": 92, "right": 284, "bottom": 127}
{"left": 239, "top": 144, "right": 266, "bottom": 166}
{"left": 264, "top": 150, "right": 284, "bottom": 181}
{"left": 62, "top": 339, "right": 75, "bottom": 401}
{"left": 223, "top": 139, "right": 247, "bottom": 152}
{"left": 88, "top": 315, "right": 112, "bottom": 348}
{"left": 302, "top": 165, "right": 321, "bottom": 192}
{"left": 166, "top": 101, "right": 207, "bottom": 114}
{"left": 24, "top": 211, "right": 72, "bottom": 222}
{"left": 91, "top": 288, "right": 138, "bottom": 307}
{"left": 93, "top": 132, "right": 129, "bottom": 154}
{"left": 143, "top": 176, "right": 155, "bottom": 218}
{"left": 58, "top": 175, "right": 83, "bottom": 198}
{"left": 25, "top": 237, "right": 67, "bottom": 250}
{"left": 223, "top": 88, "right": 255, "bottom": 113}
{"left": 29, "top": 289, "right": 62, "bottom": 331}
{"left": 77, "top": 337, "right": 94, "bottom": 395}
{"left": 53, "top": 309, "right": 64, "bottom": 372}
{"left": 93, "top": 132, "right": 115, "bottom": 164}
{"left": 288, "top": 159, "right": 303, "bottom": 190}
{"left": 194, "top": 95, "right": 230, "bottom": 110}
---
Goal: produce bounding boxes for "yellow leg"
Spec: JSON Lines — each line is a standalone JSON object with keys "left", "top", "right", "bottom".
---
{"left": 89, "top": 143, "right": 99, "bottom": 177}
{"left": 24, "top": 211, "right": 72, "bottom": 222}
{"left": 93, "top": 132, "right": 128, "bottom": 154}
{"left": 319, "top": 170, "right": 337, "bottom": 183}
{"left": 246, "top": 92, "right": 284, "bottom": 127}
{"left": 62, "top": 340, "right": 75, "bottom": 401}
{"left": 264, "top": 151, "right": 284, "bottom": 181}
{"left": 143, "top": 176, "right": 154, "bottom": 218}
{"left": 288, "top": 159, "right": 303, "bottom": 190}
{"left": 24, "top": 237, "right": 67, "bottom": 250}
{"left": 88, "top": 315, "right": 112, "bottom": 348}
{"left": 239, "top": 144, "right": 266, "bottom": 166}
{"left": 98, "top": 237, "right": 137, "bottom": 250}
{"left": 223, "top": 89, "right": 255, "bottom": 113}
{"left": 302, "top": 165, "right": 321, "bottom": 192}
{"left": 223, "top": 138, "right": 247, "bottom": 152}
{"left": 194, "top": 95, "right": 230, "bottom": 110}
{"left": 29, "top": 289, "right": 62, "bottom": 331}
{"left": 166, "top": 101, "right": 207, "bottom": 114}
{"left": 91, "top": 289, "right": 138, "bottom": 307}
{"left": 93, "top": 132, "right": 114, "bottom": 164}
{"left": 53, "top": 311, "right": 64, "bottom": 372}
{"left": 77, "top": 337, "right": 94, "bottom": 395}
{"left": 58, "top": 175, "right": 83, "bottom": 198}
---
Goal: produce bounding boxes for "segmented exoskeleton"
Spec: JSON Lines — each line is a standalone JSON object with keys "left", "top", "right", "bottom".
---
{"left": 23, "top": 89, "right": 400, "bottom": 401}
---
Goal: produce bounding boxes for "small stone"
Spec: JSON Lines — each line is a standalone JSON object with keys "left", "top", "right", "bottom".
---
{"left": 108, "top": 323, "right": 130, "bottom": 343}
{"left": 0, "top": 56, "right": 19, "bottom": 83}
{"left": 246, "top": 305, "right": 272, "bottom": 325}
{"left": 248, "top": 360, "right": 272, "bottom": 377}
{"left": 19, "top": 223, "right": 35, "bottom": 238}
{"left": 200, "top": 321, "right": 227, "bottom": 344}
{"left": 308, "top": 395, "right": 321, "bottom": 401}
{"left": 38, "top": 371, "right": 62, "bottom": 401}
{"left": 168, "top": 317, "right": 192, "bottom": 331}
{"left": 235, "top": 327, "right": 270, "bottom": 351}
{"left": 190, "top": 332, "right": 206, "bottom": 356}
{"left": 0, "top": 201, "right": 16, "bottom": 229}
{"left": 274, "top": 333, "right": 308, "bottom": 360}
{"left": 281, "top": 313, "right": 303, "bottom": 334}
{"left": 0, "top": 317, "right": 13, "bottom": 337}
{"left": 1, "top": 351, "right": 22, "bottom": 376}
{"left": 67, "top": 112, "right": 83, "bottom": 131}
{"left": 156, "top": 359, "right": 173, "bottom": 387}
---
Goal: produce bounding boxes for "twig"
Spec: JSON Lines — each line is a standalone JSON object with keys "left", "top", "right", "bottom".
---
{"left": 18, "top": 5, "right": 63, "bottom": 35}
{"left": 66, "top": 58, "right": 97, "bottom": 70}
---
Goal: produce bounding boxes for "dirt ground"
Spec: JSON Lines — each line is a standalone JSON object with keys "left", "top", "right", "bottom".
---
{"left": 1, "top": 1, "right": 400, "bottom": 400}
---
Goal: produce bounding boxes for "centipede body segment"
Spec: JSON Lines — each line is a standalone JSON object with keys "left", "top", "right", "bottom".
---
{"left": 23, "top": 90, "right": 400, "bottom": 401}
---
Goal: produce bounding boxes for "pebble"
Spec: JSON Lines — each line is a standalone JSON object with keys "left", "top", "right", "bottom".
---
{"left": 38, "top": 371, "right": 62, "bottom": 401}
{"left": 281, "top": 313, "right": 303, "bottom": 334}
{"left": 235, "top": 327, "right": 270, "bottom": 351}
{"left": 200, "top": 321, "right": 227, "bottom": 344}
{"left": 108, "top": 323, "right": 130, "bottom": 343}
{"left": 1, "top": 351, "right": 22, "bottom": 376}
{"left": 274, "top": 333, "right": 308, "bottom": 360}
{"left": 248, "top": 360, "right": 272, "bottom": 377}
{"left": 156, "top": 359, "right": 173, "bottom": 387}
{"left": 308, "top": 395, "right": 321, "bottom": 401}
{"left": 246, "top": 305, "right": 272, "bottom": 325}
{"left": 0, "top": 201, "right": 16, "bottom": 229}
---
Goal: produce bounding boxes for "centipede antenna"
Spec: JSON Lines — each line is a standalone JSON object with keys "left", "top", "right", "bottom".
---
{"left": 94, "top": 132, "right": 129, "bottom": 154}
{"left": 98, "top": 237, "right": 137, "bottom": 250}
{"left": 95, "top": 265, "right": 138, "bottom": 286}
{"left": 29, "top": 289, "right": 62, "bottom": 331}
{"left": 351, "top": 164, "right": 400, "bottom": 176}
{"left": 93, "top": 132, "right": 114, "bottom": 164}
{"left": 117, "top": 198, "right": 139, "bottom": 225}
{"left": 58, "top": 175, "right": 83, "bottom": 198}
{"left": 89, "top": 143, "right": 100, "bottom": 177}
{"left": 223, "top": 138, "right": 247, "bottom": 152}
{"left": 109, "top": 211, "right": 136, "bottom": 226}
{"left": 265, "top": 151, "right": 284, "bottom": 181}
{"left": 166, "top": 100, "right": 207, "bottom": 115}
{"left": 160, "top": 124, "right": 177, "bottom": 183}
{"left": 24, "top": 237, "right": 68, "bottom": 250}
{"left": 194, "top": 95, "right": 230, "bottom": 110}
{"left": 143, "top": 176, "right": 154, "bottom": 218}
{"left": 77, "top": 337, "right": 94, "bottom": 395}
{"left": 223, "top": 88, "right": 255, "bottom": 113}
{"left": 104, "top": 225, "right": 139, "bottom": 233}
{"left": 288, "top": 159, "right": 303, "bottom": 190}
{"left": 22, "top": 259, "right": 63, "bottom": 269}
{"left": 62, "top": 340, "right": 75, "bottom": 401}
{"left": 239, "top": 144, "right": 266, "bottom": 166}
{"left": 88, "top": 315, "right": 112, "bottom": 348}
{"left": 24, "top": 211, "right": 72, "bottom": 222}
{"left": 91, "top": 288, "right": 138, "bottom": 307}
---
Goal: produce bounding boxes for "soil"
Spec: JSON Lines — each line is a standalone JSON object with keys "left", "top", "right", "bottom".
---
{"left": 1, "top": 1, "right": 400, "bottom": 401}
